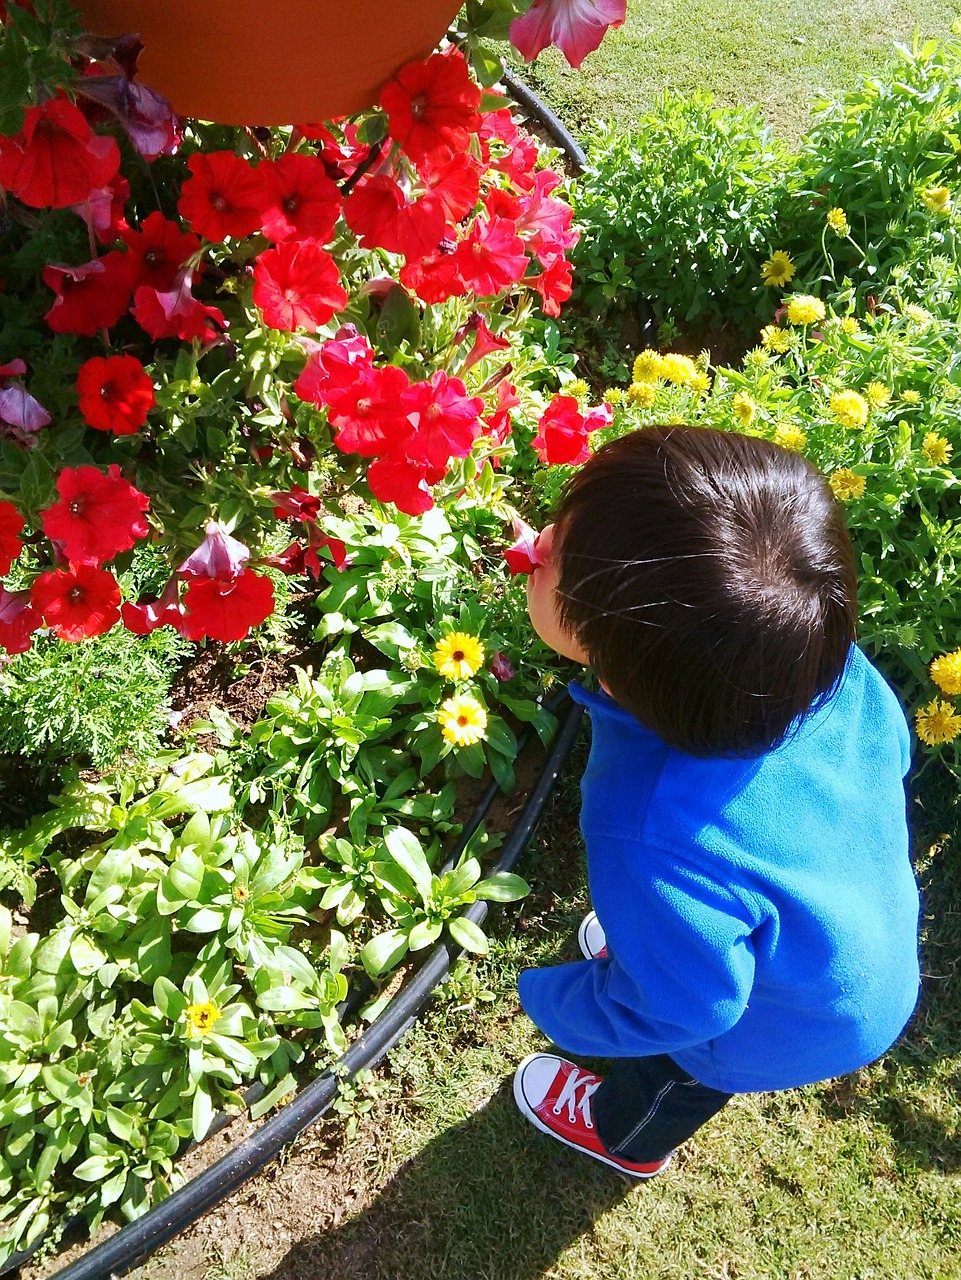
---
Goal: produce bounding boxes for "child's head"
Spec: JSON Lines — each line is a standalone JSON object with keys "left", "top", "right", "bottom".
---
{"left": 528, "top": 425, "right": 857, "bottom": 757}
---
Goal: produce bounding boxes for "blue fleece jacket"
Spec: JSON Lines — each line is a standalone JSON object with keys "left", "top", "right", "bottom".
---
{"left": 518, "top": 647, "right": 921, "bottom": 1093}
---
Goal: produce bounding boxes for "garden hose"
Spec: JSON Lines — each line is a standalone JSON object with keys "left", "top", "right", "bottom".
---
{"left": 501, "top": 67, "right": 587, "bottom": 171}
{"left": 30, "top": 697, "right": 584, "bottom": 1280}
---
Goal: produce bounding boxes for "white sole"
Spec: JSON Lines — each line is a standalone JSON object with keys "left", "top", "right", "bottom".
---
{"left": 577, "top": 911, "right": 605, "bottom": 960}
{"left": 512, "top": 1054, "right": 671, "bottom": 1179}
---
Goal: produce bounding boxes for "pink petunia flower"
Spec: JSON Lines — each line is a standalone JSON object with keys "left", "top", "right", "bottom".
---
{"left": 510, "top": 0, "right": 626, "bottom": 70}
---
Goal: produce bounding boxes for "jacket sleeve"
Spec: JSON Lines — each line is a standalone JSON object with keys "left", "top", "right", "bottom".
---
{"left": 518, "top": 833, "right": 759, "bottom": 1059}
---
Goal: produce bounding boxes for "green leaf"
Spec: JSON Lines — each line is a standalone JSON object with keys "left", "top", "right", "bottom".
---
{"left": 359, "top": 928, "right": 409, "bottom": 978}
{"left": 448, "top": 915, "right": 490, "bottom": 955}
{"left": 382, "top": 827, "right": 433, "bottom": 899}
{"left": 474, "top": 872, "right": 530, "bottom": 903}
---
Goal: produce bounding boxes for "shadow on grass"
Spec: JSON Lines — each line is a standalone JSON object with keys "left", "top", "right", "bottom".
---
{"left": 258, "top": 1079, "right": 633, "bottom": 1280}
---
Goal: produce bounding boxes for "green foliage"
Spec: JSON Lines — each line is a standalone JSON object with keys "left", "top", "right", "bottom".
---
{"left": 568, "top": 97, "right": 788, "bottom": 354}
{"left": 782, "top": 39, "right": 961, "bottom": 295}
{"left": 0, "top": 624, "right": 187, "bottom": 769}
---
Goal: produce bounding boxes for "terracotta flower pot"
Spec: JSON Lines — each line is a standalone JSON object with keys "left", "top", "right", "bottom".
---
{"left": 72, "top": 0, "right": 463, "bottom": 126}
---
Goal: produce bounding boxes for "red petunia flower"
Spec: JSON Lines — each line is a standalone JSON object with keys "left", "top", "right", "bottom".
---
{"left": 366, "top": 451, "right": 445, "bottom": 516}
{"left": 380, "top": 49, "right": 482, "bottom": 165}
{"left": 259, "top": 152, "right": 342, "bottom": 244}
{"left": 76, "top": 354, "right": 155, "bottom": 435}
{"left": 271, "top": 486, "right": 322, "bottom": 522}
{"left": 42, "top": 252, "right": 133, "bottom": 335}
{"left": 532, "top": 394, "right": 612, "bottom": 465}
{"left": 0, "top": 94, "right": 121, "bottom": 209}
{"left": 402, "top": 372, "right": 484, "bottom": 470}
{"left": 419, "top": 150, "right": 482, "bottom": 223}
{"left": 485, "top": 378, "right": 521, "bottom": 451}
{"left": 503, "top": 516, "right": 546, "bottom": 577}
{"left": 71, "top": 173, "right": 130, "bottom": 244}
{"left": 132, "top": 271, "right": 225, "bottom": 343}
{"left": 40, "top": 464, "right": 150, "bottom": 565}
{"left": 479, "top": 108, "right": 538, "bottom": 192}
{"left": 182, "top": 569, "right": 275, "bottom": 642}
{"left": 460, "top": 316, "right": 511, "bottom": 371}
{"left": 449, "top": 217, "right": 528, "bottom": 297}
{"left": 0, "top": 587, "right": 41, "bottom": 655}
{"left": 399, "top": 245, "right": 464, "bottom": 306}
{"left": 516, "top": 170, "right": 579, "bottom": 264}
{"left": 293, "top": 331, "right": 375, "bottom": 407}
{"left": 121, "top": 579, "right": 191, "bottom": 637}
{"left": 0, "top": 499, "right": 24, "bottom": 574}
{"left": 252, "top": 238, "right": 348, "bottom": 332}
{"left": 121, "top": 211, "right": 201, "bottom": 292}
{"left": 30, "top": 562, "right": 121, "bottom": 641}
{"left": 328, "top": 364, "right": 412, "bottom": 457}
{"left": 510, "top": 0, "right": 626, "bottom": 70}
{"left": 177, "top": 150, "right": 266, "bottom": 242}
{"left": 344, "top": 174, "right": 447, "bottom": 260}
{"left": 532, "top": 254, "right": 574, "bottom": 317}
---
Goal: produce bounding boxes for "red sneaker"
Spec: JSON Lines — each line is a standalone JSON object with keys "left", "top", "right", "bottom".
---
{"left": 577, "top": 910, "right": 607, "bottom": 959}
{"left": 513, "top": 1053, "right": 673, "bottom": 1178}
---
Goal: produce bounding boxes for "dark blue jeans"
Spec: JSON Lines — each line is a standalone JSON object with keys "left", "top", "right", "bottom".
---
{"left": 592, "top": 1054, "right": 732, "bottom": 1163}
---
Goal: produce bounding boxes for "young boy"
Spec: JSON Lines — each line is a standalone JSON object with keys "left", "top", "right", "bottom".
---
{"left": 513, "top": 425, "right": 921, "bottom": 1178}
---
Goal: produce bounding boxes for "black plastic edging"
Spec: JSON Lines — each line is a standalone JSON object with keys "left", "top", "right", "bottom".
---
{"left": 501, "top": 67, "right": 587, "bottom": 171}
{"left": 37, "top": 698, "right": 583, "bottom": 1280}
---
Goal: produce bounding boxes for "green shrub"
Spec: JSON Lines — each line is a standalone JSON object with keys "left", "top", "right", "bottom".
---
{"left": 781, "top": 38, "right": 961, "bottom": 296}
{"left": 0, "top": 625, "right": 187, "bottom": 769}
{"left": 568, "top": 95, "right": 788, "bottom": 352}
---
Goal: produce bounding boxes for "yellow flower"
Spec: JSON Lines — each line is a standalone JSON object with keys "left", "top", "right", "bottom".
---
{"left": 732, "top": 391, "right": 757, "bottom": 427}
{"left": 760, "top": 250, "right": 796, "bottom": 287}
{"left": 839, "top": 316, "right": 861, "bottom": 336}
{"left": 438, "top": 694, "right": 488, "bottom": 746}
{"left": 760, "top": 325, "right": 790, "bottom": 353}
{"left": 901, "top": 388, "right": 921, "bottom": 405}
{"left": 922, "top": 431, "right": 953, "bottom": 466}
{"left": 903, "top": 304, "right": 931, "bottom": 325}
{"left": 568, "top": 378, "right": 589, "bottom": 399}
{"left": 628, "top": 381, "right": 657, "bottom": 407}
{"left": 786, "top": 294, "right": 826, "bottom": 326}
{"left": 185, "top": 1002, "right": 222, "bottom": 1038}
{"left": 689, "top": 370, "right": 712, "bottom": 395}
{"left": 826, "top": 207, "right": 850, "bottom": 235}
{"left": 774, "top": 424, "right": 808, "bottom": 452}
{"left": 930, "top": 650, "right": 961, "bottom": 696}
{"left": 829, "top": 468, "right": 866, "bottom": 500}
{"left": 660, "top": 353, "right": 698, "bottom": 386}
{"left": 604, "top": 386, "right": 625, "bottom": 404}
{"left": 433, "top": 632, "right": 485, "bottom": 681}
{"left": 830, "top": 389, "right": 869, "bottom": 429}
{"left": 632, "top": 350, "right": 666, "bottom": 383}
{"left": 915, "top": 698, "right": 961, "bottom": 746}
{"left": 923, "top": 186, "right": 952, "bottom": 215}
{"left": 865, "top": 381, "right": 891, "bottom": 410}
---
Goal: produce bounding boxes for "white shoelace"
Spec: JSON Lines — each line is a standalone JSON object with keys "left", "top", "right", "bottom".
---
{"left": 552, "top": 1068, "right": 600, "bottom": 1128}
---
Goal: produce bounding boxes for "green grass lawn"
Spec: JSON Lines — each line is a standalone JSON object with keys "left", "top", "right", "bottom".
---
{"left": 509, "top": 0, "right": 961, "bottom": 142}
{"left": 223, "top": 746, "right": 961, "bottom": 1280}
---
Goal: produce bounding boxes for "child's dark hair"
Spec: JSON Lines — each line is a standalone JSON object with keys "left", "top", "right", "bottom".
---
{"left": 553, "top": 426, "right": 858, "bottom": 757}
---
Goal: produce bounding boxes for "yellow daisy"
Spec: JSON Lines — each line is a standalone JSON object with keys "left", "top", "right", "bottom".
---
{"left": 830, "top": 389, "right": 869, "bottom": 429}
{"left": 838, "top": 316, "right": 861, "bottom": 336}
{"left": 774, "top": 424, "right": 808, "bottom": 452}
{"left": 633, "top": 350, "right": 666, "bottom": 383}
{"left": 829, "top": 468, "right": 866, "bottom": 500}
{"left": 185, "top": 1001, "right": 222, "bottom": 1038}
{"left": 923, "top": 186, "right": 952, "bottom": 215}
{"left": 628, "top": 381, "right": 657, "bottom": 407}
{"left": 930, "top": 650, "right": 961, "bottom": 696}
{"left": 922, "top": 432, "right": 953, "bottom": 466}
{"left": 568, "top": 378, "right": 590, "bottom": 400}
{"left": 438, "top": 694, "right": 488, "bottom": 746}
{"left": 433, "top": 632, "right": 485, "bottom": 681}
{"left": 915, "top": 698, "right": 961, "bottom": 746}
{"left": 732, "top": 391, "right": 757, "bottom": 427}
{"left": 786, "top": 294, "right": 826, "bottom": 326}
{"left": 901, "top": 389, "right": 921, "bottom": 405}
{"left": 689, "top": 370, "right": 712, "bottom": 395}
{"left": 760, "top": 325, "right": 791, "bottom": 353}
{"left": 660, "top": 353, "right": 699, "bottom": 386}
{"left": 826, "top": 207, "right": 850, "bottom": 235}
{"left": 760, "top": 250, "right": 796, "bottom": 287}
{"left": 865, "top": 382, "right": 891, "bottom": 410}
{"left": 604, "top": 386, "right": 625, "bottom": 404}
